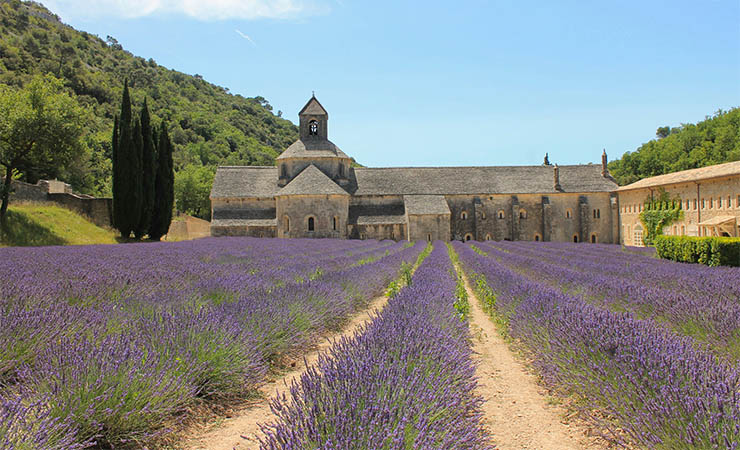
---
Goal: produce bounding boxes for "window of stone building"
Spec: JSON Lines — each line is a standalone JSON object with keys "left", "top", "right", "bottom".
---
{"left": 737, "top": 195, "right": 740, "bottom": 208}
{"left": 534, "top": 234, "right": 541, "bottom": 242}
{"left": 307, "top": 216, "right": 315, "bottom": 231}
{"left": 498, "top": 210, "right": 505, "bottom": 219}
{"left": 681, "top": 225, "right": 685, "bottom": 235}
{"left": 593, "top": 209, "right": 600, "bottom": 219}
{"left": 333, "top": 216, "right": 338, "bottom": 231}
{"left": 481, "top": 212, "right": 486, "bottom": 220}
{"left": 728, "top": 196, "right": 732, "bottom": 208}
{"left": 685, "top": 199, "right": 690, "bottom": 210}
{"left": 519, "top": 209, "right": 527, "bottom": 219}
{"left": 701, "top": 198, "right": 705, "bottom": 209}
{"left": 284, "top": 216, "right": 290, "bottom": 232}
{"left": 634, "top": 229, "right": 644, "bottom": 246}
{"left": 427, "top": 233, "right": 432, "bottom": 242}
{"left": 338, "top": 164, "right": 344, "bottom": 178}
{"left": 710, "top": 198, "right": 714, "bottom": 209}
{"left": 591, "top": 233, "right": 597, "bottom": 243}
{"left": 673, "top": 226, "right": 677, "bottom": 235}
{"left": 485, "top": 233, "right": 491, "bottom": 241}
{"left": 461, "top": 211, "right": 468, "bottom": 220}
{"left": 694, "top": 199, "right": 698, "bottom": 210}
{"left": 280, "top": 165, "right": 287, "bottom": 178}
{"left": 566, "top": 209, "right": 572, "bottom": 219}
{"left": 464, "top": 233, "right": 473, "bottom": 242}
{"left": 573, "top": 235, "right": 579, "bottom": 243}
{"left": 309, "top": 120, "right": 319, "bottom": 135}
{"left": 489, "top": 196, "right": 494, "bottom": 201}
{"left": 718, "top": 197, "right": 722, "bottom": 208}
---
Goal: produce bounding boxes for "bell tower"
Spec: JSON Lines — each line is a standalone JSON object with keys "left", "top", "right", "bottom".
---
{"left": 299, "top": 94, "right": 328, "bottom": 141}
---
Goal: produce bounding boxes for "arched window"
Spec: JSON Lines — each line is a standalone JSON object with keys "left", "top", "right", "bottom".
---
{"left": 284, "top": 215, "right": 290, "bottom": 232}
{"left": 427, "top": 233, "right": 432, "bottom": 242}
{"left": 461, "top": 211, "right": 468, "bottom": 220}
{"left": 464, "top": 233, "right": 473, "bottom": 242}
{"left": 485, "top": 233, "right": 491, "bottom": 241}
{"left": 681, "top": 225, "right": 685, "bottom": 235}
{"left": 498, "top": 210, "right": 505, "bottom": 219}
{"left": 593, "top": 209, "right": 600, "bottom": 219}
{"left": 309, "top": 120, "right": 319, "bottom": 136}
{"left": 481, "top": 212, "right": 486, "bottom": 220}
{"left": 534, "top": 234, "right": 541, "bottom": 242}
{"left": 591, "top": 233, "right": 597, "bottom": 243}
{"left": 307, "top": 216, "right": 315, "bottom": 231}
{"left": 573, "top": 234, "right": 579, "bottom": 243}
{"left": 519, "top": 209, "right": 527, "bottom": 219}
{"left": 332, "top": 216, "right": 338, "bottom": 231}
{"left": 566, "top": 209, "right": 572, "bottom": 219}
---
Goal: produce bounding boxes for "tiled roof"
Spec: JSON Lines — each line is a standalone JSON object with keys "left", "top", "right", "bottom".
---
{"left": 276, "top": 139, "right": 350, "bottom": 160}
{"left": 299, "top": 96, "right": 328, "bottom": 116}
{"left": 618, "top": 161, "right": 740, "bottom": 191}
{"left": 211, "top": 219, "right": 277, "bottom": 227}
{"left": 277, "top": 165, "right": 349, "bottom": 196}
{"left": 351, "top": 165, "right": 617, "bottom": 195}
{"left": 404, "top": 195, "right": 451, "bottom": 215}
{"left": 348, "top": 204, "right": 406, "bottom": 225}
{"left": 210, "top": 166, "right": 278, "bottom": 199}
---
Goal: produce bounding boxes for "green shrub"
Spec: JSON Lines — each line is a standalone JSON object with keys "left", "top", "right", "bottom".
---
{"left": 655, "top": 236, "right": 740, "bottom": 267}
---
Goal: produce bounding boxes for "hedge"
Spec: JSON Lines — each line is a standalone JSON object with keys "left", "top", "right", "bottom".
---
{"left": 654, "top": 236, "right": 740, "bottom": 267}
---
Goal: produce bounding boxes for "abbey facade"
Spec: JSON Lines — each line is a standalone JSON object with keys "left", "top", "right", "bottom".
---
{"left": 210, "top": 96, "right": 620, "bottom": 243}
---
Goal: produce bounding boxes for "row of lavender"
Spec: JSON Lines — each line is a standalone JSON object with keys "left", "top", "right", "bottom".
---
{"left": 0, "top": 238, "right": 424, "bottom": 449}
{"left": 454, "top": 241, "right": 740, "bottom": 448}
{"left": 480, "top": 240, "right": 740, "bottom": 359}
{"left": 259, "top": 244, "right": 491, "bottom": 450}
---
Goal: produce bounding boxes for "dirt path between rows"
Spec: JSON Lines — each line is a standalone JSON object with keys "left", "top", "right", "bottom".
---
{"left": 180, "top": 294, "right": 389, "bottom": 450}
{"left": 461, "top": 272, "right": 611, "bottom": 450}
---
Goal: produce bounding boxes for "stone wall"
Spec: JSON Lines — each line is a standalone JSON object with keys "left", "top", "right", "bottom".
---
{"left": 276, "top": 194, "right": 349, "bottom": 239}
{"left": 618, "top": 174, "right": 740, "bottom": 245}
{"left": 407, "top": 214, "right": 450, "bottom": 241}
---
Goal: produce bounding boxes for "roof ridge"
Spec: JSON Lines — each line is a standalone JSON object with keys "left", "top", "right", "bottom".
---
{"left": 355, "top": 164, "right": 601, "bottom": 170}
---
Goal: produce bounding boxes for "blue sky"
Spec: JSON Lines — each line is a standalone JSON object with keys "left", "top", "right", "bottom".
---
{"left": 45, "top": 0, "right": 740, "bottom": 167}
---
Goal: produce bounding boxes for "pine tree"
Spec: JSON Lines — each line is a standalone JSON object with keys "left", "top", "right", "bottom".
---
{"left": 149, "top": 122, "right": 175, "bottom": 240}
{"left": 135, "top": 99, "right": 156, "bottom": 239}
{"left": 112, "top": 81, "right": 142, "bottom": 238}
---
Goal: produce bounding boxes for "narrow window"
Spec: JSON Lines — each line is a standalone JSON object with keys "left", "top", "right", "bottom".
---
{"left": 534, "top": 234, "right": 540, "bottom": 242}
{"left": 702, "top": 198, "right": 705, "bottom": 209}
{"left": 309, "top": 120, "right": 319, "bottom": 136}
{"left": 332, "top": 216, "right": 338, "bottom": 231}
{"left": 485, "top": 233, "right": 491, "bottom": 241}
{"left": 591, "top": 234, "right": 597, "bottom": 243}
{"left": 498, "top": 210, "right": 505, "bottom": 219}
{"left": 566, "top": 209, "right": 572, "bottom": 219}
{"left": 685, "top": 199, "right": 690, "bottom": 210}
{"left": 673, "top": 225, "right": 677, "bottom": 235}
{"left": 427, "top": 233, "right": 432, "bottom": 242}
{"left": 737, "top": 195, "right": 740, "bottom": 208}
{"left": 284, "top": 216, "right": 290, "bottom": 232}
{"left": 728, "top": 196, "right": 732, "bottom": 208}
{"left": 481, "top": 212, "right": 486, "bottom": 220}
{"left": 573, "top": 235, "right": 579, "bottom": 243}
{"left": 464, "top": 233, "right": 472, "bottom": 242}
{"left": 718, "top": 197, "right": 723, "bottom": 208}
{"left": 694, "top": 199, "right": 698, "bottom": 210}
{"left": 461, "top": 211, "right": 468, "bottom": 220}
{"left": 681, "top": 226, "right": 685, "bottom": 235}
{"left": 308, "top": 217, "right": 315, "bottom": 231}
{"left": 519, "top": 209, "right": 527, "bottom": 219}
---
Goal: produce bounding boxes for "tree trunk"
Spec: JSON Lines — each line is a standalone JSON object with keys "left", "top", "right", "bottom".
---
{"left": 0, "top": 165, "right": 13, "bottom": 229}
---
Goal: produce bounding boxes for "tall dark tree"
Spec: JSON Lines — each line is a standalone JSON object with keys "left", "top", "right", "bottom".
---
{"left": 112, "top": 80, "right": 142, "bottom": 238}
{"left": 135, "top": 99, "right": 156, "bottom": 239}
{"left": 149, "top": 122, "right": 175, "bottom": 240}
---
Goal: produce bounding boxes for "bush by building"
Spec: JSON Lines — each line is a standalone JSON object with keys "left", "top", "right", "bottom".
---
{"left": 655, "top": 235, "right": 740, "bottom": 267}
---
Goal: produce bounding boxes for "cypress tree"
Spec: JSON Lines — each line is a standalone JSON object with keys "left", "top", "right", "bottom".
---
{"left": 149, "top": 122, "right": 174, "bottom": 240}
{"left": 113, "top": 81, "right": 142, "bottom": 238}
{"left": 135, "top": 99, "right": 156, "bottom": 239}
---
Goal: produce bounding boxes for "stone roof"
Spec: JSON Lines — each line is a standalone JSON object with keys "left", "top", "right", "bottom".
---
{"left": 404, "top": 195, "right": 451, "bottom": 215}
{"left": 210, "top": 166, "right": 278, "bottom": 199}
{"left": 618, "top": 161, "right": 740, "bottom": 192}
{"left": 211, "top": 218, "right": 277, "bottom": 227}
{"left": 299, "top": 96, "right": 328, "bottom": 116}
{"left": 277, "top": 165, "right": 349, "bottom": 196}
{"left": 351, "top": 165, "right": 617, "bottom": 196}
{"left": 348, "top": 204, "right": 406, "bottom": 225}
{"left": 276, "top": 139, "right": 350, "bottom": 160}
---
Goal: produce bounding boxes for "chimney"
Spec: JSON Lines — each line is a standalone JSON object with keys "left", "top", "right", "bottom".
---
{"left": 553, "top": 164, "right": 562, "bottom": 191}
{"left": 601, "top": 149, "right": 608, "bottom": 177}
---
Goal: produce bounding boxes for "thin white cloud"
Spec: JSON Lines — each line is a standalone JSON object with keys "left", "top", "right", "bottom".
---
{"left": 44, "top": 0, "right": 329, "bottom": 21}
{"left": 235, "top": 29, "right": 257, "bottom": 46}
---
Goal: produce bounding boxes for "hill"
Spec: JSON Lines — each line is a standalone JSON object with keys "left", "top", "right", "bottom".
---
{"left": 608, "top": 108, "right": 740, "bottom": 185}
{"left": 0, "top": 0, "right": 298, "bottom": 200}
{"left": 0, "top": 202, "right": 118, "bottom": 246}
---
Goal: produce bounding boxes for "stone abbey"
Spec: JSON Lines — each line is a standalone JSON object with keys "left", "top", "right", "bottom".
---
{"left": 210, "top": 96, "right": 625, "bottom": 243}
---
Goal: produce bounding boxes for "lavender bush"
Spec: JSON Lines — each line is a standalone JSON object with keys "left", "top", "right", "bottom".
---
{"left": 259, "top": 244, "right": 491, "bottom": 450}
{"left": 455, "top": 241, "right": 740, "bottom": 448}
{"left": 0, "top": 238, "right": 424, "bottom": 447}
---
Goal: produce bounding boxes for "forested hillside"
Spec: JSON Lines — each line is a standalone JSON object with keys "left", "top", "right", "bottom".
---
{"left": 0, "top": 0, "right": 298, "bottom": 203}
{"left": 608, "top": 108, "right": 740, "bottom": 185}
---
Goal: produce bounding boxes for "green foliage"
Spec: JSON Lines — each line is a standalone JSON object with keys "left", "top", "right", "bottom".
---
{"left": 638, "top": 189, "right": 683, "bottom": 246}
{"left": 149, "top": 123, "right": 174, "bottom": 240}
{"left": 0, "top": 73, "right": 85, "bottom": 223}
{"left": 174, "top": 164, "right": 214, "bottom": 219}
{"left": 655, "top": 235, "right": 740, "bottom": 267}
{"left": 0, "top": 1, "right": 298, "bottom": 198}
{"left": 135, "top": 99, "right": 155, "bottom": 239}
{"left": 446, "top": 243, "right": 470, "bottom": 320}
{"left": 609, "top": 108, "right": 740, "bottom": 186}
{"left": 112, "top": 82, "right": 141, "bottom": 237}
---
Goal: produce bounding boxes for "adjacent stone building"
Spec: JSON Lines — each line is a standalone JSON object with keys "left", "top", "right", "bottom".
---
{"left": 210, "top": 96, "right": 620, "bottom": 242}
{"left": 617, "top": 161, "right": 740, "bottom": 246}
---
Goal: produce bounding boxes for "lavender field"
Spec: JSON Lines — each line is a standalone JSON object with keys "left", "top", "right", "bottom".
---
{"left": 454, "top": 241, "right": 740, "bottom": 448}
{"left": 0, "top": 238, "right": 424, "bottom": 448}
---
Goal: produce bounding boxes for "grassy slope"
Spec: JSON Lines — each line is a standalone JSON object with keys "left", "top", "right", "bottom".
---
{"left": 0, "top": 203, "right": 118, "bottom": 246}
